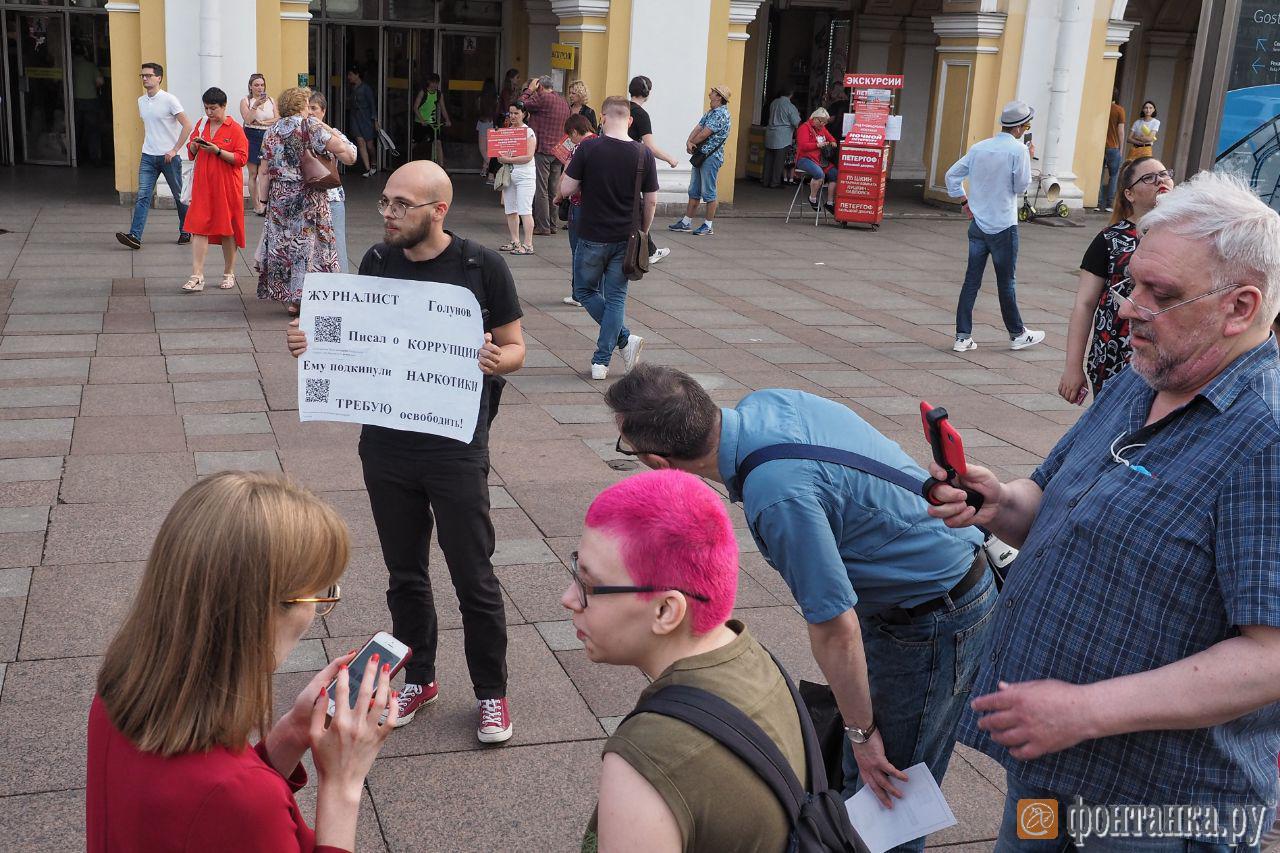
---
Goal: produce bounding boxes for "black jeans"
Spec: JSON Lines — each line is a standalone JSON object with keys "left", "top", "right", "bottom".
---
{"left": 359, "top": 446, "right": 508, "bottom": 699}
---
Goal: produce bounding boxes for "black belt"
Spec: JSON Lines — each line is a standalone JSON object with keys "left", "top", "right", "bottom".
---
{"left": 883, "top": 551, "right": 988, "bottom": 624}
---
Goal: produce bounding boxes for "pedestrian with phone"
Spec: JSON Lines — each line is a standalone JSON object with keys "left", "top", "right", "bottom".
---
{"left": 945, "top": 100, "right": 1045, "bottom": 353}
{"left": 88, "top": 472, "right": 397, "bottom": 853}
{"left": 669, "top": 85, "right": 732, "bottom": 237}
{"left": 928, "top": 172, "right": 1280, "bottom": 851}
{"left": 241, "top": 73, "right": 278, "bottom": 216}
{"left": 1058, "top": 157, "right": 1174, "bottom": 405}
{"left": 286, "top": 160, "right": 526, "bottom": 745}
{"left": 604, "top": 364, "right": 995, "bottom": 845}
{"left": 114, "top": 62, "right": 193, "bottom": 251}
{"left": 180, "top": 87, "right": 249, "bottom": 293}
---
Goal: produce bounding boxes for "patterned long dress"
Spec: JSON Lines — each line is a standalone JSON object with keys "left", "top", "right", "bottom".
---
{"left": 1083, "top": 219, "right": 1140, "bottom": 394}
{"left": 255, "top": 116, "right": 340, "bottom": 305}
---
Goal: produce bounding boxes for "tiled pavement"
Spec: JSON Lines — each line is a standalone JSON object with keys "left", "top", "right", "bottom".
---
{"left": 0, "top": 169, "right": 1100, "bottom": 851}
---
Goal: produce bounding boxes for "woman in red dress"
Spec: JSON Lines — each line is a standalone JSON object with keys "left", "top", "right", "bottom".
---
{"left": 182, "top": 87, "right": 248, "bottom": 292}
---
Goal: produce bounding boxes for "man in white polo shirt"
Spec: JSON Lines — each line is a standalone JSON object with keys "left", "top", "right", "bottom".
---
{"left": 115, "top": 62, "right": 193, "bottom": 250}
{"left": 945, "top": 100, "right": 1044, "bottom": 354}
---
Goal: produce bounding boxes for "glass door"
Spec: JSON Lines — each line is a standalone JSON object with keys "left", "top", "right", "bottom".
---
{"left": 69, "top": 13, "right": 111, "bottom": 167}
{"left": 441, "top": 31, "right": 497, "bottom": 170}
{"left": 16, "top": 12, "right": 72, "bottom": 165}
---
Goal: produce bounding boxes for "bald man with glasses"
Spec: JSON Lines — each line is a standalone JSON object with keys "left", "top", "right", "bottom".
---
{"left": 287, "top": 160, "right": 526, "bottom": 745}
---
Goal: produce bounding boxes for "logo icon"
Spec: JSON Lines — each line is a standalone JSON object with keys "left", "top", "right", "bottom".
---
{"left": 1017, "top": 799, "right": 1059, "bottom": 840}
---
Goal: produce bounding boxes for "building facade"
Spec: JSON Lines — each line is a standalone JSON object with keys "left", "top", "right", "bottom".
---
{"left": 0, "top": 0, "right": 1209, "bottom": 209}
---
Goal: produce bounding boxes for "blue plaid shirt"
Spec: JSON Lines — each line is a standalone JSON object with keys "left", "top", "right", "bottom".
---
{"left": 961, "top": 339, "right": 1280, "bottom": 808}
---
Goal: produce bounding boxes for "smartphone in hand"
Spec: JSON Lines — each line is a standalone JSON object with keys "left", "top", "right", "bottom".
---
{"left": 326, "top": 631, "right": 411, "bottom": 717}
{"left": 919, "top": 401, "right": 983, "bottom": 511}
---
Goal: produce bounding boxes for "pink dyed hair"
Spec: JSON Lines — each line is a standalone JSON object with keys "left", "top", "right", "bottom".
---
{"left": 584, "top": 470, "right": 737, "bottom": 635}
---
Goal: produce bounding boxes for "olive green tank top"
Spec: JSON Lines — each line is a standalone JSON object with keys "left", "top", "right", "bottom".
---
{"left": 582, "top": 621, "right": 806, "bottom": 853}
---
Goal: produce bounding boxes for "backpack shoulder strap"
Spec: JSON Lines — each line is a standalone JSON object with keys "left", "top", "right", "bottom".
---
{"left": 632, "top": 142, "right": 646, "bottom": 231}
{"left": 452, "top": 235, "right": 487, "bottom": 296}
{"left": 626, "top": 684, "right": 806, "bottom": 821}
{"left": 738, "top": 443, "right": 927, "bottom": 500}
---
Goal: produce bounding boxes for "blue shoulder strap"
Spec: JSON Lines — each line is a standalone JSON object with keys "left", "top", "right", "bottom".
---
{"left": 737, "top": 443, "right": 927, "bottom": 500}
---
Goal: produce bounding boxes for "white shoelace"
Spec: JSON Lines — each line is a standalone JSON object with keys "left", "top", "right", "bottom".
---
{"left": 479, "top": 699, "right": 505, "bottom": 728}
{"left": 397, "top": 683, "right": 423, "bottom": 709}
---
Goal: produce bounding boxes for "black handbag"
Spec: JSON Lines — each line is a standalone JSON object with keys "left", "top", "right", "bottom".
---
{"left": 689, "top": 132, "right": 726, "bottom": 168}
{"left": 622, "top": 142, "right": 649, "bottom": 282}
{"left": 557, "top": 198, "right": 571, "bottom": 222}
{"left": 800, "top": 680, "right": 848, "bottom": 792}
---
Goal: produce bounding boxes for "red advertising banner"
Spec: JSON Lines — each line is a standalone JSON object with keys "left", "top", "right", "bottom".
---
{"left": 844, "top": 126, "right": 886, "bottom": 148}
{"left": 843, "top": 73, "right": 904, "bottom": 89}
{"left": 839, "top": 145, "right": 887, "bottom": 174}
{"left": 833, "top": 198, "right": 884, "bottom": 222}
{"left": 836, "top": 171, "right": 887, "bottom": 200}
{"left": 487, "top": 127, "right": 530, "bottom": 159}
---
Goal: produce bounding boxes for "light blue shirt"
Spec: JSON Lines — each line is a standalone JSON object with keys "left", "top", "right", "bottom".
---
{"left": 716, "top": 390, "right": 983, "bottom": 623}
{"left": 765, "top": 96, "right": 801, "bottom": 150}
{"left": 945, "top": 132, "right": 1031, "bottom": 235}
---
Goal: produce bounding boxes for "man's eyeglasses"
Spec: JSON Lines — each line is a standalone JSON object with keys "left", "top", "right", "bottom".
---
{"left": 568, "top": 551, "right": 710, "bottom": 609}
{"left": 285, "top": 583, "right": 341, "bottom": 617}
{"left": 377, "top": 198, "right": 441, "bottom": 219}
{"left": 614, "top": 436, "right": 670, "bottom": 459}
{"left": 1109, "top": 278, "right": 1241, "bottom": 322}
{"left": 139, "top": 73, "right": 156, "bottom": 80}
{"left": 1127, "top": 169, "right": 1174, "bottom": 189}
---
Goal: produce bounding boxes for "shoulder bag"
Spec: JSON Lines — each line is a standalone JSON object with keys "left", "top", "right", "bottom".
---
{"left": 689, "top": 126, "right": 727, "bottom": 169}
{"left": 622, "top": 142, "right": 650, "bottom": 282}
{"left": 297, "top": 118, "right": 340, "bottom": 192}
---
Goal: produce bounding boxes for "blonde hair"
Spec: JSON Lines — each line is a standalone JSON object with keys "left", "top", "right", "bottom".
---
{"left": 569, "top": 79, "right": 590, "bottom": 105}
{"left": 97, "top": 472, "right": 349, "bottom": 756}
{"left": 277, "top": 86, "right": 311, "bottom": 118}
{"left": 809, "top": 107, "right": 831, "bottom": 123}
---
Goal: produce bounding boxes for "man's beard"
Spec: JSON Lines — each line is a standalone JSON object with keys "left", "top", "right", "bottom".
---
{"left": 385, "top": 219, "right": 430, "bottom": 249}
{"left": 1128, "top": 319, "right": 1212, "bottom": 391}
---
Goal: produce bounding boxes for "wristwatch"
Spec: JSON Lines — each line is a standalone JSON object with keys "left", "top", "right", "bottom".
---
{"left": 845, "top": 718, "right": 877, "bottom": 744}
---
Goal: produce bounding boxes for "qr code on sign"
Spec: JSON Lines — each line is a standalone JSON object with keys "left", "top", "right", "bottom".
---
{"left": 314, "top": 315, "right": 342, "bottom": 343}
{"left": 305, "top": 378, "right": 330, "bottom": 403}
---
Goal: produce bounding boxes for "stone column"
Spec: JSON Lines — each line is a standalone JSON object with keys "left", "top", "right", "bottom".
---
{"left": 895, "top": 18, "right": 937, "bottom": 180}
{"left": 551, "top": 0, "right": 612, "bottom": 114}
{"left": 525, "top": 0, "right": 561, "bottom": 83}
{"left": 923, "top": 11, "right": 1011, "bottom": 204}
{"left": 106, "top": 1, "right": 144, "bottom": 199}
{"left": 279, "top": 0, "right": 311, "bottom": 89}
{"left": 717, "top": 0, "right": 766, "bottom": 203}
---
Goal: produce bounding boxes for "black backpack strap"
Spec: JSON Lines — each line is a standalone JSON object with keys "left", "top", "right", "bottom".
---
{"left": 738, "top": 443, "right": 928, "bottom": 500}
{"left": 452, "top": 234, "right": 487, "bottom": 297}
{"left": 627, "top": 684, "right": 807, "bottom": 821}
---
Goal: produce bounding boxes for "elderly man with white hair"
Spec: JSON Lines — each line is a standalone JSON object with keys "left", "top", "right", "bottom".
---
{"left": 929, "top": 171, "right": 1280, "bottom": 852}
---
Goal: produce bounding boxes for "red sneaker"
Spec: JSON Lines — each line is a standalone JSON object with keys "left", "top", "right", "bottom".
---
{"left": 476, "top": 697, "right": 513, "bottom": 744}
{"left": 391, "top": 681, "right": 438, "bottom": 728}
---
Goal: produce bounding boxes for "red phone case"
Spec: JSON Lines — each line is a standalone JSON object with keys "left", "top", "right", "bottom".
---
{"left": 919, "top": 401, "right": 968, "bottom": 476}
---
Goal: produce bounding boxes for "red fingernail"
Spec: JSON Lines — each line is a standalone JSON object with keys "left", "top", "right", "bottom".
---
{"left": 393, "top": 691, "right": 400, "bottom": 701}
{"left": 339, "top": 664, "right": 347, "bottom": 671}
{"left": 370, "top": 653, "right": 379, "bottom": 663}
{"left": 382, "top": 663, "right": 390, "bottom": 673}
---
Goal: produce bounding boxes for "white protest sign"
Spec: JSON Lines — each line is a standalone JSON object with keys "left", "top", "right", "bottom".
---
{"left": 297, "top": 273, "right": 484, "bottom": 443}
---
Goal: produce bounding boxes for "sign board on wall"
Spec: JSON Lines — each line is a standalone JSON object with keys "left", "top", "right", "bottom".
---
{"left": 1215, "top": 1, "right": 1280, "bottom": 209}
{"left": 551, "top": 43, "right": 577, "bottom": 70}
{"left": 843, "top": 73, "right": 904, "bottom": 89}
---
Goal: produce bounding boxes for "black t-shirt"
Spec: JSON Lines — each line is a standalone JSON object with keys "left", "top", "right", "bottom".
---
{"left": 565, "top": 135, "right": 659, "bottom": 244}
{"left": 628, "top": 102, "right": 653, "bottom": 141}
{"left": 1080, "top": 229, "right": 1112, "bottom": 278}
{"left": 355, "top": 233, "right": 523, "bottom": 457}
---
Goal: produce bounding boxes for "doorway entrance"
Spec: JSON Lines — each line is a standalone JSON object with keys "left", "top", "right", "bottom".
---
{"left": 1, "top": 7, "right": 112, "bottom": 167}
{"left": 307, "top": 15, "right": 497, "bottom": 174}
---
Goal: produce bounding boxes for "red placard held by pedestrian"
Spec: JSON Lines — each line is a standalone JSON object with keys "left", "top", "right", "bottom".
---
{"left": 552, "top": 135, "right": 574, "bottom": 167}
{"left": 487, "top": 126, "right": 530, "bottom": 159}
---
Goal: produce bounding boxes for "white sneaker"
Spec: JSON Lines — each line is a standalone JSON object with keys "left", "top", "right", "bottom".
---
{"left": 953, "top": 336, "right": 977, "bottom": 352}
{"left": 1010, "top": 329, "right": 1046, "bottom": 350}
{"left": 618, "top": 335, "right": 644, "bottom": 374}
{"left": 649, "top": 247, "right": 671, "bottom": 264}
{"left": 562, "top": 296, "right": 582, "bottom": 307}
{"left": 591, "top": 363, "right": 608, "bottom": 380}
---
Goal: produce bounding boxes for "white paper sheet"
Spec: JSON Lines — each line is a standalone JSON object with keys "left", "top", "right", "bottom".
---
{"left": 297, "top": 273, "right": 485, "bottom": 443}
{"left": 885, "top": 115, "right": 903, "bottom": 141}
{"left": 845, "top": 762, "right": 957, "bottom": 853}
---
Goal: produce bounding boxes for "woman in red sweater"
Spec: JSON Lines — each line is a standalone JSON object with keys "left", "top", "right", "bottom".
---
{"left": 795, "top": 107, "right": 839, "bottom": 210}
{"left": 87, "top": 472, "right": 399, "bottom": 852}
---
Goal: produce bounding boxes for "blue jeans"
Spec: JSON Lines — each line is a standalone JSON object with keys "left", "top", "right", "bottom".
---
{"left": 567, "top": 203, "right": 579, "bottom": 295}
{"left": 796, "top": 157, "right": 837, "bottom": 183}
{"left": 572, "top": 238, "right": 631, "bottom": 365}
{"left": 688, "top": 155, "right": 723, "bottom": 202}
{"left": 996, "top": 772, "right": 1267, "bottom": 852}
{"left": 128, "top": 153, "right": 188, "bottom": 240}
{"left": 843, "top": 566, "right": 998, "bottom": 853}
{"left": 956, "top": 222, "right": 1024, "bottom": 337}
{"left": 331, "top": 199, "right": 348, "bottom": 273}
{"left": 1100, "top": 146, "right": 1124, "bottom": 208}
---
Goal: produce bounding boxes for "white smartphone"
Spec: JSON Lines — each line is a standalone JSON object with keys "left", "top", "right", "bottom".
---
{"left": 326, "top": 631, "right": 411, "bottom": 717}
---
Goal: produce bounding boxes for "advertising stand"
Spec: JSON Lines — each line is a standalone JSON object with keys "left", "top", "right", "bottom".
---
{"left": 833, "top": 74, "right": 903, "bottom": 230}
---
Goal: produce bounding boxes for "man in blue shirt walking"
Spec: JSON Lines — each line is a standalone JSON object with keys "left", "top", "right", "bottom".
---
{"left": 929, "top": 171, "right": 1280, "bottom": 851}
{"left": 604, "top": 364, "right": 995, "bottom": 850}
{"left": 945, "top": 100, "right": 1044, "bottom": 354}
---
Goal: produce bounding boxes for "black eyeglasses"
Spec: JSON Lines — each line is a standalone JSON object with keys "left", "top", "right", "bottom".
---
{"left": 377, "top": 198, "right": 441, "bottom": 219}
{"left": 1127, "top": 169, "right": 1174, "bottom": 189}
{"left": 568, "top": 551, "right": 710, "bottom": 609}
{"left": 615, "top": 436, "right": 670, "bottom": 458}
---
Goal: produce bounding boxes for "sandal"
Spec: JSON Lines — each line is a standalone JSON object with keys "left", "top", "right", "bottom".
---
{"left": 511, "top": 244, "right": 534, "bottom": 255}
{"left": 498, "top": 241, "right": 519, "bottom": 252}
{"left": 181, "top": 275, "right": 205, "bottom": 293}
{"left": 219, "top": 273, "right": 237, "bottom": 290}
